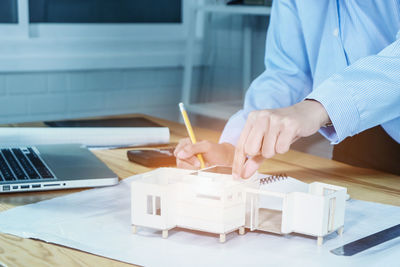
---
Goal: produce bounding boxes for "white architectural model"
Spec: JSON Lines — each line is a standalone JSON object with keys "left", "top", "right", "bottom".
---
{"left": 131, "top": 166, "right": 347, "bottom": 245}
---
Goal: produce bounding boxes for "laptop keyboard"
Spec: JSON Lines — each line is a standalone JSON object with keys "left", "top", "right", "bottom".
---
{"left": 0, "top": 147, "right": 54, "bottom": 182}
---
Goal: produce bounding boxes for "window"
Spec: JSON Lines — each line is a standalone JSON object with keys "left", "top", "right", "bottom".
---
{"left": 27, "top": 0, "right": 186, "bottom": 39}
{"left": 147, "top": 195, "right": 161, "bottom": 216}
{"left": 0, "top": 0, "right": 18, "bottom": 23}
{"left": 155, "top": 196, "right": 161, "bottom": 216}
{"left": 29, "top": 0, "right": 181, "bottom": 23}
{"left": 147, "top": 195, "right": 153, "bottom": 215}
{"left": 0, "top": 0, "right": 194, "bottom": 71}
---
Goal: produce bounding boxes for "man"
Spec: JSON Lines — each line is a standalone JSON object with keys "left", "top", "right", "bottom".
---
{"left": 175, "top": 0, "right": 400, "bottom": 178}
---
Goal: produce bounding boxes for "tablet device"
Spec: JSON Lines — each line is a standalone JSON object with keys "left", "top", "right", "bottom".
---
{"left": 127, "top": 148, "right": 176, "bottom": 167}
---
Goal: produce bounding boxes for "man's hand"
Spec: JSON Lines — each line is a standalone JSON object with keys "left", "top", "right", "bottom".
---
{"left": 174, "top": 139, "right": 235, "bottom": 169}
{"left": 232, "top": 100, "right": 330, "bottom": 179}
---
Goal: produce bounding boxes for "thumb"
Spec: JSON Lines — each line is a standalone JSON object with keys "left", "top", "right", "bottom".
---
{"left": 176, "top": 141, "right": 210, "bottom": 159}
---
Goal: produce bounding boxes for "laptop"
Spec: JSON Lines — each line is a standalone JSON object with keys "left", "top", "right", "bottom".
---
{"left": 0, "top": 144, "right": 118, "bottom": 193}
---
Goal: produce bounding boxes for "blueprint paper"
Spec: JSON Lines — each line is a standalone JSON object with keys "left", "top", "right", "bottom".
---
{"left": 0, "top": 127, "right": 169, "bottom": 147}
{"left": 0, "top": 171, "right": 399, "bottom": 267}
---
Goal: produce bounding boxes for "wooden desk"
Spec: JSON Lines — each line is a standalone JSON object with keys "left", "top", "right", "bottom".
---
{"left": 0, "top": 115, "right": 399, "bottom": 266}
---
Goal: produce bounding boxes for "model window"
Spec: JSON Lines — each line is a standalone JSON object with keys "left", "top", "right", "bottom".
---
{"left": 147, "top": 195, "right": 153, "bottom": 215}
{"left": 155, "top": 196, "right": 161, "bottom": 216}
{"left": 147, "top": 195, "right": 161, "bottom": 216}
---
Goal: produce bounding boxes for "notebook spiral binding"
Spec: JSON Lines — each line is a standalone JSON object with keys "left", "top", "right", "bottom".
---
{"left": 259, "top": 174, "right": 288, "bottom": 185}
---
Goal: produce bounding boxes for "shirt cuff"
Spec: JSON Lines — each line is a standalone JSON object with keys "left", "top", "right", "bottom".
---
{"left": 306, "top": 75, "right": 361, "bottom": 144}
{"left": 219, "top": 110, "right": 247, "bottom": 146}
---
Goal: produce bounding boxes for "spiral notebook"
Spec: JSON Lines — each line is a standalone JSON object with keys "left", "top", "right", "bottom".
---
{"left": 259, "top": 174, "right": 309, "bottom": 192}
{"left": 258, "top": 174, "right": 349, "bottom": 210}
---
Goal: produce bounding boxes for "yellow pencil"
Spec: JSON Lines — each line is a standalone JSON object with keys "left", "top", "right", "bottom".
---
{"left": 178, "top": 102, "right": 205, "bottom": 169}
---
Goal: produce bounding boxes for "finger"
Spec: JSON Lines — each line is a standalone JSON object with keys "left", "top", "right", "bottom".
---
{"left": 177, "top": 159, "right": 197, "bottom": 170}
{"left": 176, "top": 147, "right": 201, "bottom": 165}
{"left": 177, "top": 158, "right": 200, "bottom": 170}
{"left": 275, "top": 126, "right": 297, "bottom": 154}
{"left": 244, "top": 116, "right": 268, "bottom": 156}
{"left": 291, "top": 135, "right": 301, "bottom": 144}
{"left": 232, "top": 115, "right": 256, "bottom": 178}
{"left": 261, "top": 116, "right": 281, "bottom": 159}
{"left": 242, "top": 155, "right": 264, "bottom": 179}
{"left": 174, "top": 138, "right": 192, "bottom": 157}
{"left": 183, "top": 155, "right": 201, "bottom": 168}
{"left": 176, "top": 140, "right": 211, "bottom": 159}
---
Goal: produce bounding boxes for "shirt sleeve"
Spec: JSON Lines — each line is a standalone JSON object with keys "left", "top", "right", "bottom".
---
{"left": 219, "top": 0, "right": 312, "bottom": 146}
{"left": 307, "top": 32, "right": 400, "bottom": 144}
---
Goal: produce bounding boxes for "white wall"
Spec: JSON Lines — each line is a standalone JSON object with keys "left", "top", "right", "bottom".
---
{"left": 0, "top": 13, "right": 269, "bottom": 124}
{"left": 0, "top": 68, "right": 183, "bottom": 124}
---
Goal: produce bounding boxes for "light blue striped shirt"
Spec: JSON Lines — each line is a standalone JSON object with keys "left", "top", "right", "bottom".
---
{"left": 220, "top": 0, "right": 400, "bottom": 146}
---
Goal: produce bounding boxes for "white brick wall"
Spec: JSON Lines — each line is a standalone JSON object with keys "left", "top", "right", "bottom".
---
{"left": 28, "top": 94, "right": 67, "bottom": 115}
{"left": 0, "top": 15, "right": 268, "bottom": 124}
{"left": 0, "top": 68, "right": 183, "bottom": 124}
{"left": 48, "top": 73, "right": 68, "bottom": 93}
{"left": 0, "top": 75, "right": 6, "bottom": 95}
{"left": 0, "top": 95, "right": 29, "bottom": 117}
{"left": 7, "top": 73, "right": 47, "bottom": 95}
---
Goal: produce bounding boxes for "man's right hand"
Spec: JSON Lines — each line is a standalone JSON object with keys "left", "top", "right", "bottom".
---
{"left": 174, "top": 138, "right": 235, "bottom": 169}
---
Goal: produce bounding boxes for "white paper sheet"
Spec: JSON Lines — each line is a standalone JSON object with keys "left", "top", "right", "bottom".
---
{"left": 0, "top": 127, "right": 169, "bottom": 147}
{"left": 0, "top": 171, "right": 398, "bottom": 267}
{"left": 258, "top": 176, "right": 309, "bottom": 210}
